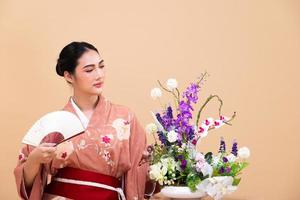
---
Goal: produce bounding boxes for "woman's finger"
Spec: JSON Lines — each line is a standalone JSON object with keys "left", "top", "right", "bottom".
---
{"left": 41, "top": 146, "right": 56, "bottom": 153}
{"left": 40, "top": 143, "right": 56, "bottom": 147}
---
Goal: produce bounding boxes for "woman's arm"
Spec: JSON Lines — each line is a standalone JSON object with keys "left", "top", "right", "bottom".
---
{"left": 23, "top": 157, "right": 41, "bottom": 189}
{"left": 14, "top": 143, "right": 56, "bottom": 199}
{"left": 23, "top": 143, "right": 56, "bottom": 189}
{"left": 125, "top": 111, "right": 149, "bottom": 200}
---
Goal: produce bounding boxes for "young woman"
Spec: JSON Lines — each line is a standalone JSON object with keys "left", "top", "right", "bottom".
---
{"left": 14, "top": 42, "right": 154, "bottom": 200}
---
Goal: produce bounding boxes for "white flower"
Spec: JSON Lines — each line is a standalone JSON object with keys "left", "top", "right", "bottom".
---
{"left": 195, "top": 153, "right": 213, "bottom": 177}
{"left": 145, "top": 123, "right": 158, "bottom": 135}
{"left": 150, "top": 88, "right": 162, "bottom": 100}
{"left": 238, "top": 147, "right": 250, "bottom": 159}
{"left": 212, "top": 154, "right": 221, "bottom": 167}
{"left": 149, "top": 163, "right": 161, "bottom": 178}
{"left": 219, "top": 115, "right": 229, "bottom": 122}
{"left": 195, "top": 153, "right": 205, "bottom": 162}
{"left": 149, "top": 158, "right": 177, "bottom": 185}
{"left": 177, "top": 147, "right": 184, "bottom": 152}
{"left": 161, "top": 157, "right": 177, "bottom": 171}
{"left": 213, "top": 119, "right": 225, "bottom": 129}
{"left": 214, "top": 116, "right": 229, "bottom": 129}
{"left": 201, "top": 162, "right": 213, "bottom": 177}
{"left": 203, "top": 117, "right": 214, "bottom": 127}
{"left": 167, "top": 130, "right": 178, "bottom": 143}
{"left": 197, "top": 176, "right": 237, "bottom": 200}
{"left": 226, "top": 153, "right": 237, "bottom": 163}
{"left": 198, "top": 117, "right": 214, "bottom": 138}
{"left": 166, "top": 78, "right": 178, "bottom": 90}
{"left": 198, "top": 124, "right": 209, "bottom": 138}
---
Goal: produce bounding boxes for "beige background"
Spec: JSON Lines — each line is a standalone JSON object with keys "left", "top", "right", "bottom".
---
{"left": 1, "top": 0, "right": 300, "bottom": 199}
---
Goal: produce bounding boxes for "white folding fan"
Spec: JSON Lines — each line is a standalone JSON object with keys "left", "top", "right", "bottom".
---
{"left": 22, "top": 111, "right": 85, "bottom": 146}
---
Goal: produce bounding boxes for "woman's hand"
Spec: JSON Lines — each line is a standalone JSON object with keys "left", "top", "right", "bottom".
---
{"left": 23, "top": 143, "right": 56, "bottom": 189}
{"left": 27, "top": 143, "right": 57, "bottom": 164}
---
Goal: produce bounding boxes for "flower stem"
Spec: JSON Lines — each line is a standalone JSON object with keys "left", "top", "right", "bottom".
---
{"left": 196, "top": 94, "right": 223, "bottom": 127}
{"left": 157, "top": 80, "right": 180, "bottom": 104}
{"left": 152, "top": 132, "right": 158, "bottom": 144}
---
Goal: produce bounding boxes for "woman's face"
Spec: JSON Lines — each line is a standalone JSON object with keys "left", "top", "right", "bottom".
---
{"left": 65, "top": 49, "right": 105, "bottom": 95}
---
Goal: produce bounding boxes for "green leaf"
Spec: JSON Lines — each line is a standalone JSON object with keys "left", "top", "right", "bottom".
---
{"left": 228, "top": 161, "right": 249, "bottom": 177}
{"left": 213, "top": 168, "right": 220, "bottom": 176}
{"left": 186, "top": 172, "right": 201, "bottom": 192}
{"left": 205, "top": 152, "right": 213, "bottom": 164}
{"left": 233, "top": 177, "right": 241, "bottom": 186}
{"left": 240, "top": 162, "right": 249, "bottom": 170}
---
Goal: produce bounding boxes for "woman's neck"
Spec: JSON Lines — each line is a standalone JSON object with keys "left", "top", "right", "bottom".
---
{"left": 72, "top": 91, "right": 100, "bottom": 112}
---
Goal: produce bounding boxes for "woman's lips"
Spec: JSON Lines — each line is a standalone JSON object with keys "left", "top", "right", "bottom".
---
{"left": 94, "top": 83, "right": 103, "bottom": 88}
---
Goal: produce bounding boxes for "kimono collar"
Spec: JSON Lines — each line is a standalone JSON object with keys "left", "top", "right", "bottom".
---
{"left": 62, "top": 94, "right": 111, "bottom": 128}
{"left": 70, "top": 97, "right": 89, "bottom": 129}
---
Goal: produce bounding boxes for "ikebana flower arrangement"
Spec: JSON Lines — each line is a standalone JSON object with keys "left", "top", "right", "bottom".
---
{"left": 146, "top": 72, "right": 250, "bottom": 200}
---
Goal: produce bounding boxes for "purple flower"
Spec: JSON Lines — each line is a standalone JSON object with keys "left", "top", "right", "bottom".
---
{"left": 219, "top": 166, "right": 225, "bottom": 174}
{"left": 155, "top": 113, "right": 165, "bottom": 127}
{"left": 222, "top": 157, "right": 228, "bottom": 163}
{"left": 226, "top": 167, "right": 231, "bottom": 173}
{"left": 186, "top": 126, "right": 195, "bottom": 141}
{"left": 174, "top": 110, "right": 195, "bottom": 142}
{"left": 181, "top": 159, "right": 187, "bottom": 169}
{"left": 179, "top": 100, "right": 194, "bottom": 113}
{"left": 177, "top": 155, "right": 183, "bottom": 160}
{"left": 218, "top": 137, "right": 226, "bottom": 153}
{"left": 177, "top": 140, "right": 182, "bottom": 147}
{"left": 166, "top": 106, "right": 173, "bottom": 119}
{"left": 231, "top": 139, "right": 238, "bottom": 156}
{"left": 161, "top": 106, "right": 175, "bottom": 131}
{"left": 182, "top": 83, "right": 200, "bottom": 104}
{"left": 173, "top": 82, "right": 200, "bottom": 142}
{"left": 157, "top": 131, "right": 167, "bottom": 144}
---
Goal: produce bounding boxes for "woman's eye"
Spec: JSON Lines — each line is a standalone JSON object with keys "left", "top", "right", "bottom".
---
{"left": 85, "top": 69, "right": 93, "bottom": 73}
{"left": 99, "top": 65, "right": 105, "bottom": 69}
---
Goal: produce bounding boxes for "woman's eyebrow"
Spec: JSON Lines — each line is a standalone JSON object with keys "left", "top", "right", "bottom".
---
{"left": 83, "top": 60, "right": 104, "bottom": 68}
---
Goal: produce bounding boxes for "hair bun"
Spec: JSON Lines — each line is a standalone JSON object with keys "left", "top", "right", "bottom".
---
{"left": 55, "top": 59, "right": 64, "bottom": 76}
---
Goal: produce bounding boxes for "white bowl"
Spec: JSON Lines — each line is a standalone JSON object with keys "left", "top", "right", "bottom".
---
{"left": 161, "top": 186, "right": 206, "bottom": 199}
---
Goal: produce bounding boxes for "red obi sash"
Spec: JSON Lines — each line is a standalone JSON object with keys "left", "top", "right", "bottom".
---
{"left": 45, "top": 167, "right": 122, "bottom": 200}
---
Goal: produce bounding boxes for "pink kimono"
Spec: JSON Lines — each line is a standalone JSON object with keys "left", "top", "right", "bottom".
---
{"left": 13, "top": 95, "right": 150, "bottom": 200}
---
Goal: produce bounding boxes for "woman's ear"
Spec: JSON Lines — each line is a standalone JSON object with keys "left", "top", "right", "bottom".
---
{"left": 63, "top": 71, "right": 74, "bottom": 84}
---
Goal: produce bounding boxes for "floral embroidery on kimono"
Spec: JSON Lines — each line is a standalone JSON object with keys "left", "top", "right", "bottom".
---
{"left": 14, "top": 94, "right": 150, "bottom": 200}
{"left": 112, "top": 118, "right": 131, "bottom": 141}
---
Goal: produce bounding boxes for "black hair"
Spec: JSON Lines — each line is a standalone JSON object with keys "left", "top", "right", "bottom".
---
{"left": 56, "top": 41, "right": 99, "bottom": 77}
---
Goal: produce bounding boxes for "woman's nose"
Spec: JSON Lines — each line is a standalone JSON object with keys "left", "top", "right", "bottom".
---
{"left": 95, "top": 68, "right": 104, "bottom": 79}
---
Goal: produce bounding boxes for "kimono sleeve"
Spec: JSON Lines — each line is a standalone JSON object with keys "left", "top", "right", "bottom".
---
{"left": 13, "top": 145, "right": 47, "bottom": 200}
{"left": 125, "top": 111, "right": 149, "bottom": 200}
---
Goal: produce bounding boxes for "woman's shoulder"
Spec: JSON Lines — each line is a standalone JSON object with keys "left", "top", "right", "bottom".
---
{"left": 109, "top": 100, "right": 135, "bottom": 117}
